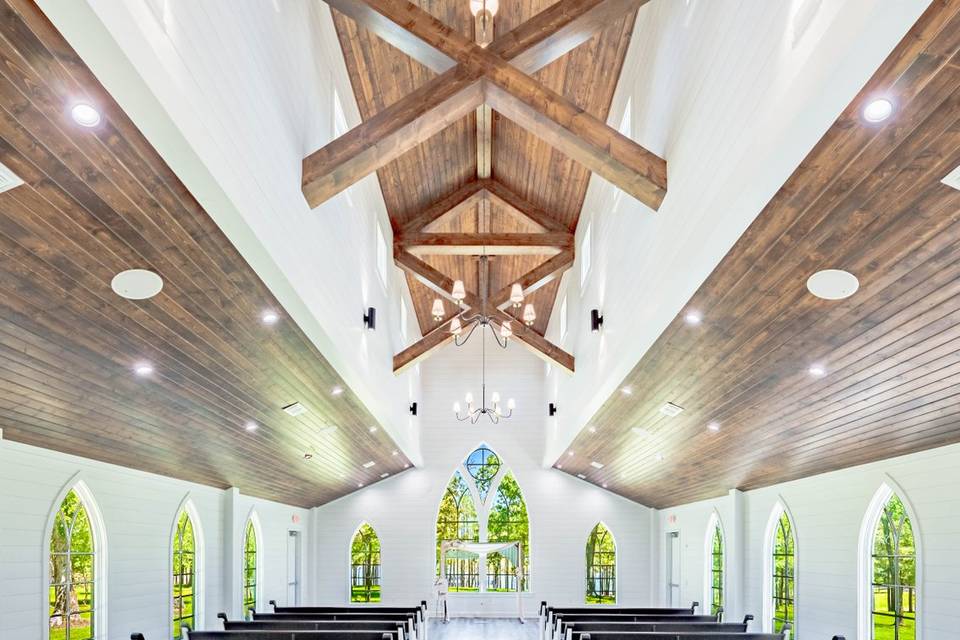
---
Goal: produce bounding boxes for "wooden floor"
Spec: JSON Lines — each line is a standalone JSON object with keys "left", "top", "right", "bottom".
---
{"left": 429, "top": 618, "right": 537, "bottom": 640}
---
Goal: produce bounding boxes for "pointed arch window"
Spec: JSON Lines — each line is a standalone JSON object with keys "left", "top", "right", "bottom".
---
{"left": 172, "top": 510, "right": 196, "bottom": 639}
{"left": 871, "top": 494, "right": 916, "bottom": 640}
{"left": 436, "top": 445, "right": 530, "bottom": 593}
{"left": 242, "top": 520, "right": 258, "bottom": 617}
{"left": 586, "top": 523, "right": 616, "bottom": 604}
{"left": 487, "top": 472, "right": 529, "bottom": 591}
{"left": 771, "top": 511, "right": 796, "bottom": 635}
{"left": 709, "top": 518, "right": 724, "bottom": 616}
{"left": 49, "top": 489, "right": 97, "bottom": 640}
{"left": 351, "top": 524, "right": 382, "bottom": 602}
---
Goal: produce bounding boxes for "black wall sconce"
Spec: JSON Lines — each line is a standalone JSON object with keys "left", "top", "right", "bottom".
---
{"left": 409, "top": 402, "right": 418, "bottom": 416}
{"left": 590, "top": 309, "right": 604, "bottom": 332}
{"left": 548, "top": 402, "right": 557, "bottom": 417}
{"left": 363, "top": 307, "right": 377, "bottom": 330}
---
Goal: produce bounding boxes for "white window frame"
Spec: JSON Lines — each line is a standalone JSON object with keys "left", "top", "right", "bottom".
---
{"left": 580, "top": 222, "right": 592, "bottom": 288}
{"left": 559, "top": 295, "right": 568, "bottom": 341}
{"left": 375, "top": 222, "right": 389, "bottom": 290}
{"left": 243, "top": 509, "right": 265, "bottom": 618}
{"left": 703, "top": 511, "right": 725, "bottom": 616}
{"left": 170, "top": 495, "right": 205, "bottom": 637}
{"left": 762, "top": 498, "right": 798, "bottom": 635}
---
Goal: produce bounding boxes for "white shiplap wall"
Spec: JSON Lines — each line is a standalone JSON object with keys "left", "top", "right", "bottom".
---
{"left": 656, "top": 442, "right": 960, "bottom": 640}
{"left": 0, "top": 438, "right": 311, "bottom": 640}
{"left": 311, "top": 341, "right": 653, "bottom": 616}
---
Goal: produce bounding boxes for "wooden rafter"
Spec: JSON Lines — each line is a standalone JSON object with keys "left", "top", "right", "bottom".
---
{"left": 491, "top": 250, "right": 575, "bottom": 308}
{"left": 305, "top": 0, "right": 663, "bottom": 209}
{"left": 401, "top": 180, "right": 487, "bottom": 234}
{"left": 392, "top": 249, "right": 575, "bottom": 373}
{"left": 398, "top": 231, "right": 573, "bottom": 256}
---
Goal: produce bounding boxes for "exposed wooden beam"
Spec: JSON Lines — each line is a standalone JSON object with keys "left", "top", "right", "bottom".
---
{"left": 401, "top": 180, "right": 487, "bottom": 234}
{"left": 332, "top": 0, "right": 667, "bottom": 210}
{"left": 483, "top": 180, "right": 570, "bottom": 233}
{"left": 393, "top": 317, "right": 456, "bottom": 374}
{"left": 393, "top": 250, "right": 483, "bottom": 309}
{"left": 491, "top": 309, "right": 575, "bottom": 373}
{"left": 306, "top": 0, "right": 651, "bottom": 208}
{"left": 491, "top": 250, "right": 575, "bottom": 308}
{"left": 399, "top": 232, "right": 573, "bottom": 256}
{"left": 302, "top": 70, "right": 483, "bottom": 209}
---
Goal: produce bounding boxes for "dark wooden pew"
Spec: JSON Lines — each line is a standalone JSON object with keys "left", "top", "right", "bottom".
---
{"left": 218, "top": 614, "right": 407, "bottom": 640}
{"left": 574, "top": 632, "right": 790, "bottom": 640}
{"left": 561, "top": 621, "right": 750, "bottom": 640}
{"left": 266, "top": 601, "right": 426, "bottom": 640}
{"left": 251, "top": 612, "right": 419, "bottom": 640}
{"left": 550, "top": 613, "right": 721, "bottom": 640}
{"left": 541, "top": 603, "right": 702, "bottom": 639}
{"left": 184, "top": 632, "right": 397, "bottom": 640}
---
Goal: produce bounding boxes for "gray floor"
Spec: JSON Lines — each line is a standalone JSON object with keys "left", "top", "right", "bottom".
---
{"left": 429, "top": 617, "right": 538, "bottom": 640}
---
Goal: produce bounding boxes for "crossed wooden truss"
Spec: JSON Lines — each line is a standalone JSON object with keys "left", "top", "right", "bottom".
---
{"left": 302, "top": 0, "right": 669, "bottom": 375}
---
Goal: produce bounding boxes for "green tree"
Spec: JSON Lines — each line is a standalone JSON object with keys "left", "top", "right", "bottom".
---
{"left": 242, "top": 521, "right": 257, "bottom": 617}
{"left": 873, "top": 495, "right": 915, "bottom": 640}
{"left": 49, "top": 490, "right": 94, "bottom": 640}
{"left": 585, "top": 523, "right": 616, "bottom": 604}
{"left": 436, "top": 473, "right": 479, "bottom": 591}
{"left": 487, "top": 473, "right": 529, "bottom": 591}
{"left": 351, "top": 524, "right": 382, "bottom": 602}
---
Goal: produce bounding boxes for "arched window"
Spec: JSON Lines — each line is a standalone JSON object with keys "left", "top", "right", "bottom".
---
{"left": 771, "top": 511, "right": 796, "bottom": 634}
{"left": 436, "top": 471, "right": 480, "bottom": 592}
{"left": 487, "top": 472, "right": 529, "bottom": 591}
{"left": 585, "top": 522, "right": 616, "bottom": 604}
{"left": 172, "top": 510, "right": 196, "bottom": 639}
{"left": 707, "top": 516, "right": 724, "bottom": 616}
{"left": 242, "top": 520, "right": 258, "bottom": 617}
{"left": 436, "top": 445, "right": 530, "bottom": 593}
{"left": 870, "top": 494, "right": 916, "bottom": 640}
{"left": 49, "top": 489, "right": 97, "bottom": 640}
{"left": 350, "top": 523, "right": 382, "bottom": 602}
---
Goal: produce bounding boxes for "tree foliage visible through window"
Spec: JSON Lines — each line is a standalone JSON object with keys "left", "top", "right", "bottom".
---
{"left": 49, "top": 490, "right": 95, "bottom": 640}
{"left": 351, "top": 523, "right": 382, "bottom": 602}
{"left": 172, "top": 510, "right": 196, "bottom": 639}
{"left": 242, "top": 520, "right": 257, "bottom": 618}
{"left": 486, "top": 472, "right": 529, "bottom": 591}
{"left": 772, "top": 512, "right": 795, "bottom": 636}
{"left": 872, "top": 495, "right": 916, "bottom": 640}
{"left": 464, "top": 446, "right": 500, "bottom": 503}
{"left": 436, "top": 472, "right": 479, "bottom": 591}
{"left": 710, "top": 521, "right": 724, "bottom": 617}
{"left": 586, "top": 522, "right": 616, "bottom": 604}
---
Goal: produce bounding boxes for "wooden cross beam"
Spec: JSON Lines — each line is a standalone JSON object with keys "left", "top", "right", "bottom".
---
{"left": 398, "top": 232, "right": 573, "bottom": 256}
{"left": 490, "top": 250, "right": 575, "bottom": 308}
{"left": 392, "top": 249, "right": 575, "bottom": 373}
{"left": 304, "top": 0, "right": 664, "bottom": 210}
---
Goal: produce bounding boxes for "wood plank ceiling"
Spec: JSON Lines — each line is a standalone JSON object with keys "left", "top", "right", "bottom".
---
{"left": 558, "top": 0, "right": 960, "bottom": 509}
{"left": 0, "top": 0, "right": 411, "bottom": 508}
{"left": 329, "top": 0, "right": 638, "bottom": 351}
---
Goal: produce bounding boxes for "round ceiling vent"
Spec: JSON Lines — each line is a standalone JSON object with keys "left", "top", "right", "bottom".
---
{"left": 111, "top": 269, "right": 163, "bottom": 300}
{"left": 806, "top": 269, "right": 859, "bottom": 300}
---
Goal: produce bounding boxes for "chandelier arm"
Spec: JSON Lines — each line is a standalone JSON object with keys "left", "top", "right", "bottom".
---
{"left": 455, "top": 319, "right": 481, "bottom": 346}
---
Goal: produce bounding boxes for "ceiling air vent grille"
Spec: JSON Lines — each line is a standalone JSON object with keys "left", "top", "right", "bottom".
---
{"left": 0, "top": 161, "right": 23, "bottom": 194}
{"left": 943, "top": 165, "right": 960, "bottom": 192}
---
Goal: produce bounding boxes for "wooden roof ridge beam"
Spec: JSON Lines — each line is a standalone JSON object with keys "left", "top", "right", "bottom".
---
{"left": 398, "top": 231, "right": 574, "bottom": 256}
{"left": 401, "top": 180, "right": 488, "bottom": 234}
{"left": 483, "top": 180, "right": 570, "bottom": 233}
{"left": 491, "top": 250, "right": 575, "bottom": 308}
{"left": 332, "top": 0, "right": 667, "bottom": 210}
{"left": 305, "top": 0, "right": 651, "bottom": 208}
{"left": 393, "top": 317, "right": 457, "bottom": 373}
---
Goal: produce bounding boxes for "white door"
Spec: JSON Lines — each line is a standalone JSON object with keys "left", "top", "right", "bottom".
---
{"left": 287, "top": 530, "right": 301, "bottom": 605}
{"left": 666, "top": 531, "right": 681, "bottom": 606}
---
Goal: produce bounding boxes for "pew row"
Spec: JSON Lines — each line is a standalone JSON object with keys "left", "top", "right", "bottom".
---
{"left": 219, "top": 613, "right": 408, "bottom": 640}
{"left": 561, "top": 620, "right": 754, "bottom": 640}
{"left": 573, "top": 632, "right": 790, "bottom": 640}
{"left": 550, "top": 613, "right": 722, "bottom": 640}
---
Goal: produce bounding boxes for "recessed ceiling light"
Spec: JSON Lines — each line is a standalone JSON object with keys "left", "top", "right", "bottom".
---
{"left": 331, "top": 386, "right": 344, "bottom": 396}
{"left": 403, "top": 463, "right": 409, "bottom": 469}
{"left": 362, "top": 460, "right": 376, "bottom": 468}
{"left": 133, "top": 362, "right": 154, "bottom": 376}
{"left": 392, "top": 450, "right": 399, "bottom": 456}
{"left": 707, "top": 421, "right": 721, "bottom": 432}
{"left": 654, "top": 452, "right": 664, "bottom": 461}
{"left": 71, "top": 103, "right": 101, "bottom": 127}
{"left": 590, "top": 461, "right": 605, "bottom": 469}
{"left": 380, "top": 472, "right": 389, "bottom": 478}
{"left": 684, "top": 311, "right": 702, "bottom": 325}
{"left": 631, "top": 427, "right": 651, "bottom": 437}
{"left": 556, "top": 464, "right": 563, "bottom": 469}
{"left": 261, "top": 310, "right": 279, "bottom": 325}
{"left": 808, "top": 365, "right": 827, "bottom": 377}
{"left": 659, "top": 402, "right": 684, "bottom": 417}
{"left": 620, "top": 387, "right": 633, "bottom": 395}
{"left": 368, "top": 426, "right": 378, "bottom": 433}
{"left": 588, "top": 426, "right": 597, "bottom": 433}
{"left": 567, "top": 451, "right": 574, "bottom": 457}
{"left": 602, "top": 483, "right": 608, "bottom": 488}
{"left": 245, "top": 421, "right": 258, "bottom": 432}
{"left": 577, "top": 473, "right": 587, "bottom": 479}
{"left": 282, "top": 402, "right": 307, "bottom": 416}
{"left": 111, "top": 269, "right": 163, "bottom": 300}
{"left": 863, "top": 98, "right": 893, "bottom": 123}
{"left": 357, "top": 483, "right": 364, "bottom": 488}
{"left": 806, "top": 269, "right": 859, "bottom": 300}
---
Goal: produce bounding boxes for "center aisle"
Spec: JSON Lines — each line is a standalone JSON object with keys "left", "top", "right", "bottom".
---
{"left": 429, "top": 618, "right": 537, "bottom": 640}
